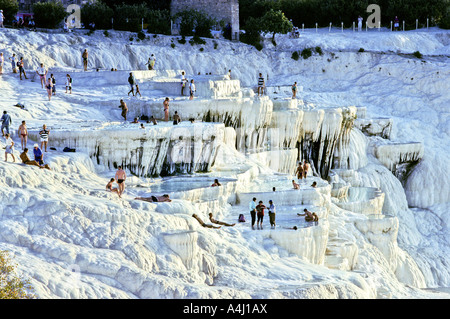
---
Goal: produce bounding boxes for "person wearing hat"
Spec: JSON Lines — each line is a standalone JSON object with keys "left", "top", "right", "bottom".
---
{"left": 33, "top": 143, "right": 44, "bottom": 165}
{"left": 268, "top": 200, "right": 276, "bottom": 229}
{"left": 20, "top": 147, "right": 50, "bottom": 169}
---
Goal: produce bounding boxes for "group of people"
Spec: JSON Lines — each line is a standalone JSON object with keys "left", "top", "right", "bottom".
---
{"left": 2, "top": 53, "right": 73, "bottom": 97}
{"left": 2, "top": 113, "right": 51, "bottom": 168}
{"left": 180, "top": 71, "right": 197, "bottom": 100}
{"left": 127, "top": 72, "right": 141, "bottom": 97}
{"left": 249, "top": 197, "right": 277, "bottom": 230}
{"left": 295, "top": 160, "right": 310, "bottom": 181}
{"left": 292, "top": 179, "right": 317, "bottom": 190}
{"left": 290, "top": 26, "right": 300, "bottom": 38}
{"left": 105, "top": 166, "right": 127, "bottom": 198}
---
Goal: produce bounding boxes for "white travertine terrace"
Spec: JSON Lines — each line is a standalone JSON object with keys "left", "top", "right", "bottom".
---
{"left": 0, "top": 29, "right": 448, "bottom": 299}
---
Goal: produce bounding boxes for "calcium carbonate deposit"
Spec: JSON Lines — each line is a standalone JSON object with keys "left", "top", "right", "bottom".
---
{"left": 0, "top": 26, "right": 449, "bottom": 299}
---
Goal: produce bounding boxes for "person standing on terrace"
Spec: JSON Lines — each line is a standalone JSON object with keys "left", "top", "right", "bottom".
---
{"left": 118, "top": 99, "right": 128, "bottom": 121}
{"left": 82, "top": 49, "right": 88, "bottom": 71}
{"left": 163, "top": 97, "right": 170, "bottom": 121}
{"left": 115, "top": 166, "right": 127, "bottom": 197}
{"left": 257, "top": 73, "right": 265, "bottom": 97}
{"left": 180, "top": 71, "right": 188, "bottom": 96}
{"left": 295, "top": 162, "right": 303, "bottom": 182}
{"left": 303, "top": 160, "right": 310, "bottom": 179}
{"left": 18, "top": 120, "right": 28, "bottom": 150}
{"left": 256, "top": 200, "right": 266, "bottom": 229}
{"left": 249, "top": 197, "right": 257, "bottom": 230}
{"left": 128, "top": 72, "right": 136, "bottom": 96}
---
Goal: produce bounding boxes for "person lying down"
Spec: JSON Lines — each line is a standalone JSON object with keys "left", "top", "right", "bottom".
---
{"left": 135, "top": 194, "right": 172, "bottom": 202}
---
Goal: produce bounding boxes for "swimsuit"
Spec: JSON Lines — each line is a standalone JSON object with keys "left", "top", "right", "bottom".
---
{"left": 117, "top": 179, "right": 124, "bottom": 184}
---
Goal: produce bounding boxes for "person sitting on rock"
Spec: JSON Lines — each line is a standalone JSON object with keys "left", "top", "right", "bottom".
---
{"left": 297, "top": 208, "right": 319, "bottom": 222}
{"left": 20, "top": 148, "right": 50, "bottom": 169}
{"left": 208, "top": 213, "right": 235, "bottom": 227}
{"left": 311, "top": 181, "right": 317, "bottom": 188}
{"left": 192, "top": 214, "right": 221, "bottom": 229}
{"left": 292, "top": 180, "right": 300, "bottom": 189}
{"left": 135, "top": 194, "right": 171, "bottom": 202}
{"left": 106, "top": 178, "right": 119, "bottom": 196}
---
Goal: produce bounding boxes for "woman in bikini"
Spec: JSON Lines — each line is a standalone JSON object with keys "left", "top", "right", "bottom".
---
{"left": 163, "top": 97, "right": 170, "bottom": 122}
{"left": 46, "top": 78, "right": 53, "bottom": 100}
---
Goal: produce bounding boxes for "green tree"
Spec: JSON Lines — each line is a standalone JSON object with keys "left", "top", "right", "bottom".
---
{"left": 0, "top": 0, "right": 19, "bottom": 25}
{"left": 174, "top": 10, "right": 216, "bottom": 38}
{"left": 146, "top": 9, "right": 171, "bottom": 35}
{"left": 81, "top": 1, "right": 114, "bottom": 30}
{"left": 112, "top": 2, "right": 149, "bottom": 32}
{"left": 240, "top": 16, "right": 263, "bottom": 48}
{"left": 239, "top": 0, "right": 278, "bottom": 28}
{"left": 0, "top": 250, "right": 35, "bottom": 299}
{"left": 32, "top": 1, "right": 68, "bottom": 29}
{"left": 260, "top": 9, "right": 293, "bottom": 42}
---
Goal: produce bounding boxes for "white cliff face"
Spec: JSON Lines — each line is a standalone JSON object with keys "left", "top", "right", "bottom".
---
{"left": 0, "top": 28, "right": 449, "bottom": 300}
{"left": 27, "top": 122, "right": 224, "bottom": 177}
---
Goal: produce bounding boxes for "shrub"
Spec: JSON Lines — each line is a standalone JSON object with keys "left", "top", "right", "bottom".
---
{"left": 0, "top": 250, "right": 35, "bottom": 299}
{"left": 0, "top": 0, "right": 19, "bottom": 25}
{"left": 103, "top": 30, "right": 109, "bottom": 37}
{"left": 358, "top": 47, "right": 365, "bottom": 52}
{"left": 137, "top": 30, "right": 146, "bottom": 40}
{"left": 178, "top": 36, "right": 186, "bottom": 44}
{"left": 412, "top": 51, "right": 423, "bottom": 59}
{"left": 81, "top": 1, "right": 114, "bottom": 30}
{"left": 315, "top": 46, "right": 323, "bottom": 55}
{"left": 170, "top": 43, "right": 176, "bottom": 49}
{"left": 301, "top": 48, "right": 312, "bottom": 59}
{"left": 189, "top": 34, "right": 206, "bottom": 45}
{"left": 32, "top": 0, "right": 68, "bottom": 29}
{"left": 291, "top": 51, "right": 300, "bottom": 60}
{"left": 199, "top": 47, "right": 204, "bottom": 52}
